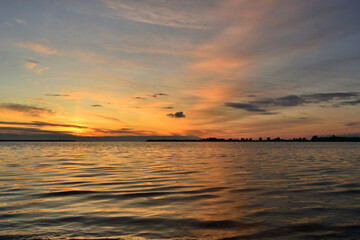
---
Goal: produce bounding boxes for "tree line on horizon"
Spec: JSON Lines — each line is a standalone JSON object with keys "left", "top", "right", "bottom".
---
{"left": 147, "top": 135, "right": 360, "bottom": 142}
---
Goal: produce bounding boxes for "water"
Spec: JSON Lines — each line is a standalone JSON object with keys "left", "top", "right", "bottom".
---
{"left": 1, "top": 142, "right": 359, "bottom": 239}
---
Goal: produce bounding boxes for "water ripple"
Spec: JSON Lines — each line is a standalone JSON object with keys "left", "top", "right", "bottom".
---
{"left": 0, "top": 142, "right": 359, "bottom": 239}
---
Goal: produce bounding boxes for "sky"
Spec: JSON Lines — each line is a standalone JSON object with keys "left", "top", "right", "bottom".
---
{"left": 0, "top": 0, "right": 360, "bottom": 140}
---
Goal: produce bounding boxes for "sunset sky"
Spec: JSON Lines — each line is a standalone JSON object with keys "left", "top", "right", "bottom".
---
{"left": 1, "top": 0, "right": 360, "bottom": 139}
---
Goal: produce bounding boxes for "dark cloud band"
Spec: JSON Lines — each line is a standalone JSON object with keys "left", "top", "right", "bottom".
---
{"left": 225, "top": 92, "right": 360, "bottom": 113}
{"left": 0, "top": 103, "right": 54, "bottom": 116}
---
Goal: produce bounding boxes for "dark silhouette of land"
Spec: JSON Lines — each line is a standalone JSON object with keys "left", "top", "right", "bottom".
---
{"left": 147, "top": 135, "right": 360, "bottom": 142}
{"left": 1, "top": 135, "right": 359, "bottom": 142}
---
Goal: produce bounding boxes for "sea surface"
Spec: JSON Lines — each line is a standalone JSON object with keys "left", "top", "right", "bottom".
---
{"left": 1, "top": 142, "right": 360, "bottom": 239}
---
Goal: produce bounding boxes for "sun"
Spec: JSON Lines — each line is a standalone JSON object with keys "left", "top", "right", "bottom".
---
{"left": 67, "top": 127, "right": 87, "bottom": 135}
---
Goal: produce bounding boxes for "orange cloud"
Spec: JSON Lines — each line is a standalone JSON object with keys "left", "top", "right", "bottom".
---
{"left": 18, "top": 41, "right": 142, "bottom": 70}
{"left": 24, "top": 61, "right": 37, "bottom": 70}
{"left": 34, "top": 66, "right": 50, "bottom": 74}
{"left": 18, "top": 42, "right": 59, "bottom": 55}
{"left": 185, "top": 82, "right": 242, "bottom": 110}
{"left": 190, "top": 54, "right": 249, "bottom": 73}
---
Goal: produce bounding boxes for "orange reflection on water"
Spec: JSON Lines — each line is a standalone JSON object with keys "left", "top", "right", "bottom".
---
{"left": 1, "top": 142, "right": 360, "bottom": 239}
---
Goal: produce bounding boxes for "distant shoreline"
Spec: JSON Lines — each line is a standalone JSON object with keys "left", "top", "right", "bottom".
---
{"left": 146, "top": 139, "right": 360, "bottom": 142}
{"left": 147, "top": 136, "right": 360, "bottom": 142}
{"left": 1, "top": 135, "right": 359, "bottom": 142}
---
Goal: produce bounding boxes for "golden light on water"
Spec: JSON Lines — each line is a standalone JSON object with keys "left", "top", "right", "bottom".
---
{"left": 2, "top": 142, "right": 359, "bottom": 238}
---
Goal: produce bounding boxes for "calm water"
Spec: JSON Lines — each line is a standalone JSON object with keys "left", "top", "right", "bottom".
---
{"left": 1, "top": 142, "right": 360, "bottom": 239}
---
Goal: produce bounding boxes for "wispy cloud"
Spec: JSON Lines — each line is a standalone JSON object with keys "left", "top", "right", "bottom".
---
{"left": 149, "top": 93, "right": 169, "bottom": 98}
{"left": 45, "top": 94, "right": 69, "bottom": 97}
{"left": 0, "top": 126, "right": 73, "bottom": 136}
{"left": 0, "top": 103, "right": 54, "bottom": 116}
{"left": 94, "top": 127, "right": 156, "bottom": 136}
{"left": 15, "top": 18, "right": 27, "bottom": 26}
{"left": 94, "top": 114, "right": 122, "bottom": 122}
{"left": 0, "top": 120, "right": 155, "bottom": 137}
{"left": 23, "top": 58, "right": 49, "bottom": 74}
{"left": 224, "top": 103, "right": 266, "bottom": 113}
{"left": 102, "top": 0, "right": 212, "bottom": 29}
{"left": 34, "top": 66, "right": 49, "bottom": 74}
{"left": 17, "top": 41, "right": 144, "bottom": 70}
{"left": 191, "top": 0, "right": 360, "bottom": 73}
{"left": 0, "top": 121, "right": 87, "bottom": 129}
{"left": 344, "top": 121, "right": 360, "bottom": 127}
{"left": 24, "top": 58, "right": 39, "bottom": 69}
{"left": 340, "top": 99, "right": 360, "bottom": 106}
{"left": 134, "top": 93, "right": 169, "bottom": 100}
{"left": 18, "top": 42, "right": 59, "bottom": 55}
{"left": 0, "top": 120, "right": 156, "bottom": 137}
{"left": 225, "top": 92, "right": 360, "bottom": 114}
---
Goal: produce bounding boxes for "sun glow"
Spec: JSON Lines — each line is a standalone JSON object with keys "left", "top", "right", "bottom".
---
{"left": 65, "top": 127, "right": 88, "bottom": 135}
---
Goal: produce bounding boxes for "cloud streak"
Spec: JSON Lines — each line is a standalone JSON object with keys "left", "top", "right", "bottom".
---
{"left": 0, "top": 121, "right": 154, "bottom": 137}
{"left": 0, "top": 127, "right": 73, "bottom": 136}
{"left": 102, "top": 0, "right": 212, "bottom": 29}
{"left": 225, "top": 92, "right": 360, "bottom": 113}
{"left": 24, "top": 58, "right": 39, "bottom": 70}
{"left": 94, "top": 114, "right": 122, "bottom": 122}
{"left": 149, "top": 93, "right": 169, "bottom": 98}
{"left": 192, "top": 0, "right": 360, "bottom": 73}
{"left": 344, "top": 122, "right": 360, "bottom": 127}
{"left": 0, "top": 121, "right": 87, "bottom": 129}
{"left": 15, "top": 18, "right": 27, "bottom": 26}
{"left": 18, "top": 42, "right": 59, "bottom": 55}
{"left": 45, "top": 94, "right": 69, "bottom": 97}
{"left": 93, "top": 128, "right": 156, "bottom": 136}
{"left": 0, "top": 103, "right": 54, "bottom": 116}
{"left": 23, "top": 58, "right": 49, "bottom": 74}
